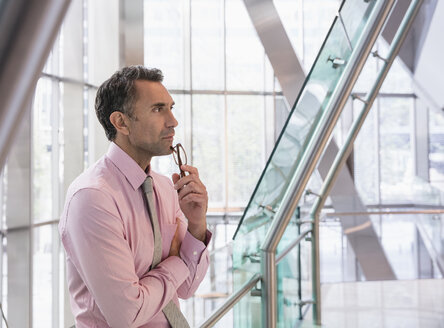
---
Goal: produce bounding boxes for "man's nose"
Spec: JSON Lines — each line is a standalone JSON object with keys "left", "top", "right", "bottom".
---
{"left": 166, "top": 110, "right": 178, "bottom": 128}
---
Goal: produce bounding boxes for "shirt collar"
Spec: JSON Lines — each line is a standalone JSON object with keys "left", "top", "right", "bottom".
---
{"left": 106, "top": 142, "right": 149, "bottom": 191}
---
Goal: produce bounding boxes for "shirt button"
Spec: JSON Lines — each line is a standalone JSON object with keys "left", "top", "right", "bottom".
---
{"left": 193, "top": 251, "right": 198, "bottom": 256}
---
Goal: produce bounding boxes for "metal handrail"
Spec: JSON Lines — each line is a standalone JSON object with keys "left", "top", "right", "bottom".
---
{"left": 275, "top": 228, "right": 312, "bottom": 265}
{"left": 198, "top": 273, "right": 262, "bottom": 328}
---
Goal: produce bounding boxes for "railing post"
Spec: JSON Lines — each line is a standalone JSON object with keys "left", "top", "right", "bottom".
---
{"left": 261, "top": 250, "right": 277, "bottom": 328}
{"left": 296, "top": 207, "right": 303, "bottom": 320}
{"left": 311, "top": 212, "right": 321, "bottom": 325}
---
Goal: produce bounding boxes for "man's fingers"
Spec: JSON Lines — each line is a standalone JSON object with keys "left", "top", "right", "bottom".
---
{"left": 181, "top": 164, "right": 198, "bottom": 176}
{"left": 180, "top": 192, "right": 207, "bottom": 204}
{"left": 177, "top": 181, "right": 201, "bottom": 196}
{"left": 174, "top": 176, "right": 205, "bottom": 192}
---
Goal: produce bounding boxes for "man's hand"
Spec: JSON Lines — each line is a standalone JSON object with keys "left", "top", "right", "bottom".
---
{"left": 172, "top": 164, "right": 208, "bottom": 242}
{"left": 169, "top": 223, "right": 182, "bottom": 257}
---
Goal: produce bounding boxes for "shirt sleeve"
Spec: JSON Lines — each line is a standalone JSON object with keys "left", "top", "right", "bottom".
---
{"left": 60, "top": 188, "right": 190, "bottom": 328}
{"left": 173, "top": 189, "right": 212, "bottom": 299}
{"left": 177, "top": 229, "right": 212, "bottom": 299}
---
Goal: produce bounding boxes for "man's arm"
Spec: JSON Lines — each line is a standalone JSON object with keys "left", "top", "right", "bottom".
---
{"left": 60, "top": 188, "right": 189, "bottom": 328}
{"left": 171, "top": 165, "right": 212, "bottom": 298}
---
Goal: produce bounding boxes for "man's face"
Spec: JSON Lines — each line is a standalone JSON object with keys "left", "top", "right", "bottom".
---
{"left": 126, "top": 80, "right": 178, "bottom": 159}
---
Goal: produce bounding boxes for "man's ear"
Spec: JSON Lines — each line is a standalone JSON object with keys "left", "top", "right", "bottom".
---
{"left": 109, "top": 111, "right": 130, "bottom": 136}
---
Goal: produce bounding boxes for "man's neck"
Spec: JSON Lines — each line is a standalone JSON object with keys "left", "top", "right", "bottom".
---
{"left": 113, "top": 139, "right": 151, "bottom": 172}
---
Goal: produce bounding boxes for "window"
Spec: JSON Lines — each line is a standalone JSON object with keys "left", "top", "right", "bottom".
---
{"left": 144, "top": 0, "right": 277, "bottom": 212}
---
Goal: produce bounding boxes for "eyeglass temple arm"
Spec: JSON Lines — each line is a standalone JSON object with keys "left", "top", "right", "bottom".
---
{"left": 171, "top": 145, "right": 187, "bottom": 178}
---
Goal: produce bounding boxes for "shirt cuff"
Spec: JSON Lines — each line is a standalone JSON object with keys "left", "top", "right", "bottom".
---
{"left": 180, "top": 229, "right": 212, "bottom": 263}
{"left": 156, "top": 256, "right": 190, "bottom": 288}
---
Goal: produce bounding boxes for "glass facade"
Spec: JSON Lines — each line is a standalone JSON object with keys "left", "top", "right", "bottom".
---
{"left": 0, "top": 0, "right": 442, "bottom": 327}
{"left": 430, "top": 109, "right": 444, "bottom": 189}
{"left": 144, "top": 0, "right": 276, "bottom": 212}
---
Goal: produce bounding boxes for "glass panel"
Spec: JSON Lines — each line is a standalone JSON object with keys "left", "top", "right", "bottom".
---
{"left": 192, "top": 95, "right": 225, "bottom": 207}
{"left": 227, "top": 96, "right": 265, "bottom": 208}
{"left": 339, "top": 0, "right": 377, "bottom": 48}
{"left": 144, "top": 0, "right": 187, "bottom": 90}
{"left": 234, "top": 15, "right": 352, "bottom": 238}
{"left": 233, "top": 225, "right": 264, "bottom": 328}
{"left": 233, "top": 277, "right": 262, "bottom": 327}
{"left": 276, "top": 217, "right": 312, "bottom": 327}
{"left": 226, "top": 0, "right": 265, "bottom": 91}
{"left": 418, "top": 213, "right": 444, "bottom": 273}
{"left": 191, "top": 0, "right": 224, "bottom": 90}
{"left": 33, "top": 225, "right": 54, "bottom": 328}
{"left": 33, "top": 78, "right": 54, "bottom": 223}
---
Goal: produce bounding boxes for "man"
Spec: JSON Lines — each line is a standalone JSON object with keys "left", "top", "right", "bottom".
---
{"left": 59, "top": 65, "right": 211, "bottom": 327}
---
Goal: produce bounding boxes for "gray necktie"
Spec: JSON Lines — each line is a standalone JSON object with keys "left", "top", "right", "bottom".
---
{"left": 143, "top": 176, "right": 190, "bottom": 328}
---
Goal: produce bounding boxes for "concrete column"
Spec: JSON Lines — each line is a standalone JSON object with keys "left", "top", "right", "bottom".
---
{"left": 6, "top": 107, "right": 31, "bottom": 328}
{"left": 413, "top": 97, "right": 429, "bottom": 181}
{"left": 87, "top": 0, "right": 119, "bottom": 163}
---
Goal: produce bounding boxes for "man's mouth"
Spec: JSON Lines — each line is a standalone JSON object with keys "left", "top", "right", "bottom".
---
{"left": 162, "top": 134, "right": 174, "bottom": 141}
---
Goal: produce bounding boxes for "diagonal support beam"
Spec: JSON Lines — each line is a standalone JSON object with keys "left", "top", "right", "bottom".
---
{"left": 243, "top": 0, "right": 306, "bottom": 106}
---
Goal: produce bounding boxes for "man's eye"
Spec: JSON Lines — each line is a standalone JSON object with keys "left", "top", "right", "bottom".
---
{"left": 153, "top": 107, "right": 162, "bottom": 112}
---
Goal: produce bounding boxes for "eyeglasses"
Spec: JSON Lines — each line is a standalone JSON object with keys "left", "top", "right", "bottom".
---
{"left": 171, "top": 143, "right": 187, "bottom": 178}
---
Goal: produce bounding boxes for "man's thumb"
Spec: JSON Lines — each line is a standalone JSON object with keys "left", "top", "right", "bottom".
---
{"left": 172, "top": 173, "right": 180, "bottom": 184}
{"left": 172, "top": 221, "right": 182, "bottom": 246}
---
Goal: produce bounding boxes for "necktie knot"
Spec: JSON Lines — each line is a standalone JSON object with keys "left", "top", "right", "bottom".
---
{"left": 143, "top": 176, "right": 154, "bottom": 194}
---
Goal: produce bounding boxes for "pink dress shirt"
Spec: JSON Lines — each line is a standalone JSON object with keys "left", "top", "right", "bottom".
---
{"left": 59, "top": 142, "right": 211, "bottom": 328}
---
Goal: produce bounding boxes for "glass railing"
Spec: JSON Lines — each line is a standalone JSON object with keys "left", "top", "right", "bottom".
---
{"left": 231, "top": 0, "right": 385, "bottom": 326}
{"left": 275, "top": 210, "right": 313, "bottom": 327}
{"left": 417, "top": 212, "right": 444, "bottom": 275}
{"left": 198, "top": 0, "right": 426, "bottom": 326}
{"left": 232, "top": 0, "right": 378, "bottom": 240}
